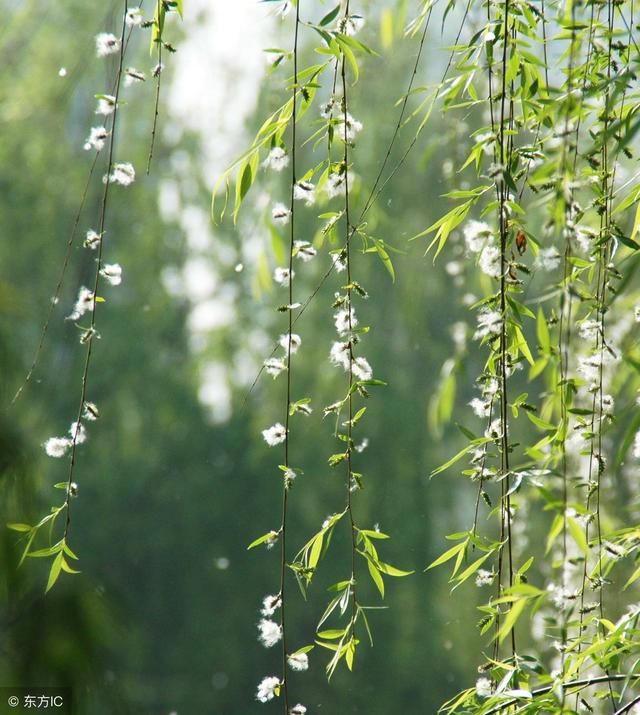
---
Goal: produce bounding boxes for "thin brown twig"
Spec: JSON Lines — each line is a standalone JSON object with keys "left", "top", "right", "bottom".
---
{"left": 277, "top": 2, "right": 301, "bottom": 709}
{"left": 11, "top": 156, "right": 99, "bottom": 405}
{"left": 146, "top": 0, "right": 163, "bottom": 174}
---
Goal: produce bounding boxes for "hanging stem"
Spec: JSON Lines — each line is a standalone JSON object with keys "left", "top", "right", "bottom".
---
{"left": 277, "top": 2, "right": 301, "bottom": 710}
{"left": 11, "top": 156, "right": 99, "bottom": 405}
{"left": 495, "top": 0, "right": 516, "bottom": 659}
{"left": 63, "top": 0, "right": 129, "bottom": 544}
{"left": 340, "top": 0, "right": 359, "bottom": 637}
{"left": 147, "top": 0, "right": 163, "bottom": 174}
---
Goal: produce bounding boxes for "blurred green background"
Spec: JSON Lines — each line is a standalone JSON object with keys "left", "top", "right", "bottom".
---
{"left": 4, "top": 1, "right": 626, "bottom": 713}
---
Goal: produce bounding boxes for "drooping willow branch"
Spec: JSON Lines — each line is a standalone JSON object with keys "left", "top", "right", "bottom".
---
{"left": 11, "top": 3, "right": 144, "bottom": 406}
{"left": 11, "top": 156, "right": 99, "bottom": 406}
{"left": 482, "top": 673, "right": 636, "bottom": 715}
{"left": 493, "top": 0, "right": 517, "bottom": 660}
{"left": 63, "top": 0, "right": 130, "bottom": 545}
{"left": 340, "top": 0, "right": 360, "bottom": 655}
{"left": 275, "top": 2, "right": 302, "bottom": 710}
{"left": 147, "top": 0, "right": 163, "bottom": 174}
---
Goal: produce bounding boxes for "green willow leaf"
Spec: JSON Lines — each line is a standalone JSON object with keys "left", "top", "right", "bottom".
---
{"left": 319, "top": 4, "right": 340, "bottom": 26}
{"left": 45, "top": 552, "right": 64, "bottom": 593}
{"left": 430, "top": 438, "right": 491, "bottom": 477}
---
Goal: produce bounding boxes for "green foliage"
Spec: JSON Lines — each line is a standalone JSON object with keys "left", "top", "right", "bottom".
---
{"left": 5, "top": 0, "right": 640, "bottom": 713}
{"left": 219, "top": 0, "right": 640, "bottom": 710}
